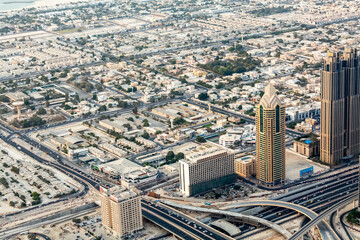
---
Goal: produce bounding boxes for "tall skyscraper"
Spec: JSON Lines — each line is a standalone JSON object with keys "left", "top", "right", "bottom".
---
{"left": 100, "top": 186, "right": 143, "bottom": 237}
{"left": 179, "top": 142, "right": 235, "bottom": 196}
{"left": 320, "top": 49, "right": 360, "bottom": 166}
{"left": 255, "top": 84, "right": 285, "bottom": 186}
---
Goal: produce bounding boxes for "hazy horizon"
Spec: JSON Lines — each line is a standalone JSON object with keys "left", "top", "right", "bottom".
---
{"left": 0, "top": 0, "right": 35, "bottom": 11}
{"left": 0, "top": 0, "right": 86, "bottom": 11}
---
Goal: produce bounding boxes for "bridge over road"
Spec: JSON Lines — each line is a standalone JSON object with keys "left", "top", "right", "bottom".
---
{"left": 221, "top": 199, "right": 340, "bottom": 240}
{"left": 161, "top": 200, "right": 293, "bottom": 239}
{"left": 290, "top": 193, "right": 357, "bottom": 240}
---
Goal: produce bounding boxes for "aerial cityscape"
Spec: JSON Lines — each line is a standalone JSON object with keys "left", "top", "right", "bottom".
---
{"left": 0, "top": 0, "right": 360, "bottom": 239}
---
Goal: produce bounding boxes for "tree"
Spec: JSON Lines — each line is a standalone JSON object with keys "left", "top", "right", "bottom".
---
{"left": 173, "top": 117, "right": 186, "bottom": 125}
{"left": 196, "top": 136, "right": 206, "bottom": 143}
{"left": 74, "top": 94, "right": 80, "bottom": 102}
{"left": 176, "top": 152, "right": 184, "bottom": 160}
{"left": 118, "top": 100, "right": 127, "bottom": 108}
{"left": 166, "top": 151, "right": 175, "bottom": 161}
{"left": 11, "top": 115, "right": 46, "bottom": 128}
{"left": 59, "top": 72, "right": 68, "bottom": 78}
{"left": 143, "top": 119, "right": 149, "bottom": 127}
{"left": 215, "top": 82, "right": 225, "bottom": 89}
{"left": 98, "top": 105, "right": 107, "bottom": 112}
{"left": 142, "top": 131, "right": 150, "bottom": 139}
{"left": 65, "top": 93, "right": 69, "bottom": 102}
{"left": 122, "top": 123, "right": 132, "bottom": 130}
{"left": 198, "top": 92, "right": 209, "bottom": 101}
{"left": 72, "top": 218, "right": 81, "bottom": 224}
{"left": 40, "top": 75, "right": 48, "bottom": 82}
{"left": 11, "top": 166, "right": 20, "bottom": 174}
{"left": 45, "top": 100, "right": 49, "bottom": 107}
{"left": 36, "top": 107, "right": 47, "bottom": 115}
{"left": 31, "top": 192, "right": 40, "bottom": 201}
{"left": 132, "top": 106, "right": 138, "bottom": 114}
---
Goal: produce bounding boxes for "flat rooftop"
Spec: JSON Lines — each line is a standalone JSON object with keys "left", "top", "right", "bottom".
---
{"left": 182, "top": 142, "right": 230, "bottom": 164}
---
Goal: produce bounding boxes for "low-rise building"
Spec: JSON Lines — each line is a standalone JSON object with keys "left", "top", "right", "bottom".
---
{"left": 88, "top": 147, "right": 108, "bottom": 161}
{"left": 99, "top": 119, "right": 125, "bottom": 133}
{"left": 286, "top": 102, "right": 320, "bottom": 122}
{"left": 293, "top": 137, "right": 320, "bottom": 157}
{"left": 219, "top": 134, "right": 242, "bottom": 147}
{"left": 117, "top": 139, "right": 144, "bottom": 152}
{"left": 228, "top": 116, "right": 242, "bottom": 124}
{"left": 100, "top": 143, "right": 128, "bottom": 158}
{"left": 135, "top": 137, "right": 157, "bottom": 148}
{"left": 235, "top": 156, "right": 256, "bottom": 178}
{"left": 68, "top": 148, "right": 88, "bottom": 159}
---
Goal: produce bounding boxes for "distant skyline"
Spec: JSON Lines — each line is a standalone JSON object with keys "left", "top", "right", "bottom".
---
{"left": 0, "top": 0, "right": 85, "bottom": 11}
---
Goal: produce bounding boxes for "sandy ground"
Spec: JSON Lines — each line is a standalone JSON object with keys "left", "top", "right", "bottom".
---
{"left": 1, "top": 188, "right": 98, "bottom": 231}
{"left": 9, "top": 209, "right": 173, "bottom": 240}
{"left": 286, "top": 149, "right": 328, "bottom": 181}
{"left": 0, "top": 137, "right": 82, "bottom": 216}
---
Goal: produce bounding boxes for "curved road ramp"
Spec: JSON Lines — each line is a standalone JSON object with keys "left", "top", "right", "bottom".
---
{"left": 222, "top": 199, "right": 341, "bottom": 240}
{"left": 161, "top": 200, "right": 292, "bottom": 239}
{"left": 289, "top": 193, "right": 357, "bottom": 240}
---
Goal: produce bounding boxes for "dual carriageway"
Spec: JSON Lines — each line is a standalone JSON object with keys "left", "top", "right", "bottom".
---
{"left": 0, "top": 99, "right": 358, "bottom": 239}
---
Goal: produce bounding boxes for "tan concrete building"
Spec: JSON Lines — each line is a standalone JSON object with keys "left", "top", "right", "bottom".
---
{"left": 294, "top": 138, "right": 320, "bottom": 157}
{"left": 117, "top": 138, "right": 145, "bottom": 152}
{"left": 100, "top": 186, "right": 143, "bottom": 237}
{"left": 320, "top": 49, "right": 360, "bottom": 166}
{"left": 255, "top": 84, "right": 285, "bottom": 186}
{"left": 235, "top": 156, "right": 256, "bottom": 178}
{"left": 179, "top": 142, "right": 235, "bottom": 196}
{"left": 136, "top": 137, "right": 157, "bottom": 148}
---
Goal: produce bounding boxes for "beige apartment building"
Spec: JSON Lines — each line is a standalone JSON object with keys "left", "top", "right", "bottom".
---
{"left": 294, "top": 138, "right": 320, "bottom": 157}
{"left": 100, "top": 186, "right": 143, "bottom": 237}
{"left": 255, "top": 84, "right": 286, "bottom": 186}
{"left": 320, "top": 49, "right": 360, "bottom": 165}
{"left": 179, "top": 142, "right": 235, "bottom": 197}
{"left": 235, "top": 156, "right": 256, "bottom": 178}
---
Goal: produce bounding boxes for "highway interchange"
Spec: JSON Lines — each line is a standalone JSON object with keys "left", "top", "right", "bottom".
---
{"left": 142, "top": 200, "right": 233, "bottom": 240}
{"left": 0, "top": 95, "right": 357, "bottom": 240}
{"left": 229, "top": 166, "right": 359, "bottom": 239}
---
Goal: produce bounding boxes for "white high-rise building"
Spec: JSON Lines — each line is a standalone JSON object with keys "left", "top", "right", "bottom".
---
{"left": 179, "top": 142, "right": 235, "bottom": 197}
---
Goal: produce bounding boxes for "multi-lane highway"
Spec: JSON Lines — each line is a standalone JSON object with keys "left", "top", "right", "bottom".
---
{"left": 145, "top": 166, "right": 358, "bottom": 240}
{"left": 161, "top": 200, "right": 293, "bottom": 239}
{"left": 142, "top": 200, "right": 233, "bottom": 240}
{"left": 223, "top": 200, "right": 338, "bottom": 240}
{"left": 290, "top": 192, "right": 357, "bottom": 240}
{"left": 232, "top": 167, "right": 359, "bottom": 238}
{"left": 0, "top": 206, "right": 97, "bottom": 239}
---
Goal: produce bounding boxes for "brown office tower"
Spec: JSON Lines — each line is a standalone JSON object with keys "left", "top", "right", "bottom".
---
{"left": 100, "top": 186, "right": 143, "bottom": 237}
{"left": 320, "top": 49, "right": 360, "bottom": 166}
{"left": 255, "top": 84, "right": 286, "bottom": 186}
